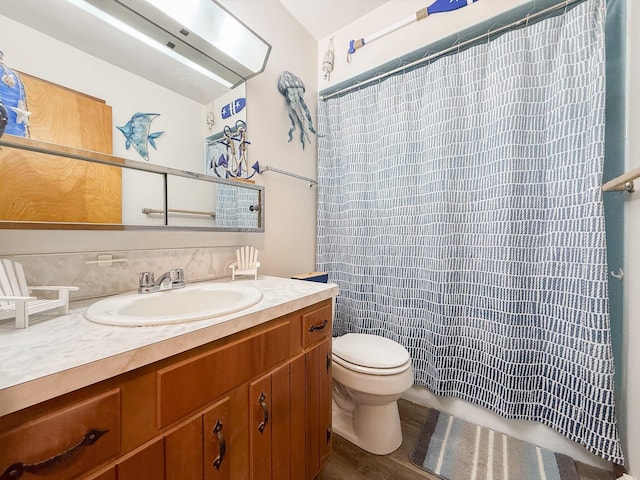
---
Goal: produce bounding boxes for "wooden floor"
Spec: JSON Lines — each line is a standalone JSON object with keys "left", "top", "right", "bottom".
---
{"left": 318, "top": 399, "right": 616, "bottom": 480}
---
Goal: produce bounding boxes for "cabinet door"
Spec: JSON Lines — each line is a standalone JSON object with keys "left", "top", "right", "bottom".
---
{"left": 290, "top": 355, "right": 307, "bottom": 480}
{"left": 249, "top": 373, "right": 272, "bottom": 479}
{"left": 305, "top": 337, "right": 333, "bottom": 479}
{"left": 271, "top": 363, "right": 292, "bottom": 480}
{"left": 117, "top": 439, "right": 164, "bottom": 480}
{"left": 165, "top": 416, "right": 204, "bottom": 480}
{"left": 203, "top": 397, "right": 231, "bottom": 480}
{"left": 249, "top": 363, "right": 293, "bottom": 480}
{"left": 317, "top": 338, "right": 333, "bottom": 467}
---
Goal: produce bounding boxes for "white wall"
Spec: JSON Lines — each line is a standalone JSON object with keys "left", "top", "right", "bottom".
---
{"left": 0, "top": 0, "right": 319, "bottom": 278}
{"left": 220, "top": 0, "right": 320, "bottom": 277}
{"left": 316, "top": 0, "right": 633, "bottom": 472}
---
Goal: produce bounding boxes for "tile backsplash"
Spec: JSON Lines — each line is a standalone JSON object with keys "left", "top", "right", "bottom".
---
{"left": 7, "top": 246, "right": 242, "bottom": 300}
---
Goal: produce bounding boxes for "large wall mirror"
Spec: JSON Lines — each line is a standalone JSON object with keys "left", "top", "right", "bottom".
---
{"left": 0, "top": 0, "right": 269, "bottom": 232}
{"left": 0, "top": 136, "right": 264, "bottom": 232}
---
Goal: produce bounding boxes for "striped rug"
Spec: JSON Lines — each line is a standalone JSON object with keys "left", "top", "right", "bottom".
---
{"left": 410, "top": 409, "right": 579, "bottom": 480}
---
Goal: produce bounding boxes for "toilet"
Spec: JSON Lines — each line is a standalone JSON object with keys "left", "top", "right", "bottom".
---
{"left": 331, "top": 333, "right": 414, "bottom": 455}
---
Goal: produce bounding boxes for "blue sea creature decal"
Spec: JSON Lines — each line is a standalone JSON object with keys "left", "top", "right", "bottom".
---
{"left": 117, "top": 112, "right": 164, "bottom": 161}
{"left": 0, "top": 50, "right": 30, "bottom": 137}
{"left": 221, "top": 97, "right": 246, "bottom": 119}
{"left": 277, "top": 71, "right": 318, "bottom": 149}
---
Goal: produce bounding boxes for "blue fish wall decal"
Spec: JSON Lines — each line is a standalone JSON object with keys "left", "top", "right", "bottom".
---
{"left": 117, "top": 112, "right": 164, "bottom": 161}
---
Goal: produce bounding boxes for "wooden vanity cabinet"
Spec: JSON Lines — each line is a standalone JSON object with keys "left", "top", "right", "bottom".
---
{"left": 0, "top": 299, "right": 333, "bottom": 480}
{"left": 302, "top": 303, "right": 334, "bottom": 480}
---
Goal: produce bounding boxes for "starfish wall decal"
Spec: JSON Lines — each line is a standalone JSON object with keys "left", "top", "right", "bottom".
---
{"left": 9, "top": 100, "right": 31, "bottom": 126}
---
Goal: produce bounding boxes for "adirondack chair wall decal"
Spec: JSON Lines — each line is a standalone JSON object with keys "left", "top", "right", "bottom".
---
{"left": 0, "top": 259, "right": 79, "bottom": 328}
{"left": 229, "top": 246, "right": 260, "bottom": 280}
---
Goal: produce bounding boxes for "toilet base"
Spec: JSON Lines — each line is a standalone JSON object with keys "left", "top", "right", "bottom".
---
{"left": 332, "top": 399, "right": 403, "bottom": 455}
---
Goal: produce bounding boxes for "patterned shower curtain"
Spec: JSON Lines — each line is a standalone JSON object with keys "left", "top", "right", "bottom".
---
{"left": 317, "top": 0, "right": 623, "bottom": 464}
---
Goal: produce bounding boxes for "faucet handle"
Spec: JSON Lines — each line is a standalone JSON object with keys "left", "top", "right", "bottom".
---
{"left": 170, "top": 268, "right": 184, "bottom": 283}
{"left": 139, "top": 271, "right": 155, "bottom": 288}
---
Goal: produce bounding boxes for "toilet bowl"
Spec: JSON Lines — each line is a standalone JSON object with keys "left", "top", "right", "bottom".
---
{"left": 331, "top": 333, "right": 414, "bottom": 455}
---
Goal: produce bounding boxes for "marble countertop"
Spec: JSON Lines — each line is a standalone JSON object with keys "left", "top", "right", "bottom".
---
{"left": 0, "top": 276, "right": 339, "bottom": 417}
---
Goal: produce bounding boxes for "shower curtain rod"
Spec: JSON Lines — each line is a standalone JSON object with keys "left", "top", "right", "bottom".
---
{"left": 319, "top": 0, "right": 578, "bottom": 101}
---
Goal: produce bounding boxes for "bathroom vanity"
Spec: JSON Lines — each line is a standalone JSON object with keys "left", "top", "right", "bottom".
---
{"left": 0, "top": 276, "right": 338, "bottom": 480}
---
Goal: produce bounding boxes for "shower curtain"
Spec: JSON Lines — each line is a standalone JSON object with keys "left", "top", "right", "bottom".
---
{"left": 317, "top": 0, "right": 623, "bottom": 464}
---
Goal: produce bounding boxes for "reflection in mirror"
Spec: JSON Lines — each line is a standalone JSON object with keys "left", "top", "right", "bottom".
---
{"left": 0, "top": 0, "right": 271, "bottom": 103}
{"left": 166, "top": 175, "right": 217, "bottom": 228}
{"left": 0, "top": 1, "right": 266, "bottom": 232}
{"left": 122, "top": 170, "right": 165, "bottom": 226}
{"left": 163, "top": 176, "right": 262, "bottom": 229}
{"left": 0, "top": 144, "right": 123, "bottom": 224}
{"left": 0, "top": 137, "right": 265, "bottom": 232}
{"left": 215, "top": 184, "right": 262, "bottom": 229}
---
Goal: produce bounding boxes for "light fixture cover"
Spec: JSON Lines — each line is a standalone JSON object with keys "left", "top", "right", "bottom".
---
{"left": 82, "top": 0, "right": 271, "bottom": 87}
{"left": 0, "top": 0, "right": 271, "bottom": 103}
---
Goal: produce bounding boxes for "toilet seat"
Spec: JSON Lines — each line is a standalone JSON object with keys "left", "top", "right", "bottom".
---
{"left": 332, "top": 333, "right": 411, "bottom": 376}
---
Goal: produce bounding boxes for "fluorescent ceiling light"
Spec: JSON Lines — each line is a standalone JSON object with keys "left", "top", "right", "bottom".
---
{"left": 141, "top": 0, "right": 269, "bottom": 73}
{"left": 62, "top": 0, "right": 236, "bottom": 88}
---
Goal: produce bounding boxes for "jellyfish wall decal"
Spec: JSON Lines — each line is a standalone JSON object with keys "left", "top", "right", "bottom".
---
{"left": 277, "top": 71, "right": 318, "bottom": 149}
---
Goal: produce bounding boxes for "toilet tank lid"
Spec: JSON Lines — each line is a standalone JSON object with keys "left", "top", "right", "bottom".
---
{"left": 332, "top": 333, "right": 410, "bottom": 369}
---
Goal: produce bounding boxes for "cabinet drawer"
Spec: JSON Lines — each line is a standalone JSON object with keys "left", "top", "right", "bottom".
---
{"left": 302, "top": 303, "right": 332, "bottom": 349}
{"left": 157, "top": 321, "right": 290, "bottom": 428}
{"left": 0, "top": 389, "right": 121, "bottom": 480}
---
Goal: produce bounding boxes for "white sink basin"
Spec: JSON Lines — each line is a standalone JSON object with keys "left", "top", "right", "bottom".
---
{"left": 85, "top": 282, "right": 263, "bottom": 326}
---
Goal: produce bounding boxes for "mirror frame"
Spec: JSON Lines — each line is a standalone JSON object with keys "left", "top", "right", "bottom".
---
{"left": 0, "top": 136, "right": 264, "bottom": 232}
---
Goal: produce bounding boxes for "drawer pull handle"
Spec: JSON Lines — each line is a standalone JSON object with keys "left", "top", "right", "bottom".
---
{"left": 212, "top": 420, "right": 226, "bottom": 470}
{"left": 258, "top": 391, "right": 269, "bottom": 433}
{"left": 308, "top": 319, "right": 328, "bottom": 332}
{"left": 0, "top": 428, "right": 109, "bottom": 480}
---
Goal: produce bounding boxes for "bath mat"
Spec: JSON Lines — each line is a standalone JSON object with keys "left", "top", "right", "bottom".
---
{"left": 409, "top": 409, "right": 579, "bottom": 480}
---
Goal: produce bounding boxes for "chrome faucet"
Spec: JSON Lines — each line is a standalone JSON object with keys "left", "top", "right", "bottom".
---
{"left": 138, "top": 268, "right": 185, "bottom": 293}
